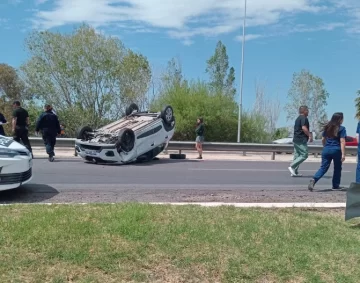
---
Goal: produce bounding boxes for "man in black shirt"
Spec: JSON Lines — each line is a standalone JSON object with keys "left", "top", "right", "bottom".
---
{"left": 288, "top": 106, "right": 312, "bottom": 177}
{"left": 12, "top": 101, "right": 33, "bottom": 154}
{"left": 36, "top": 104, "right": 61, "bottom": 162}
{"left": 0, "top": 112, "right": 7, "bottom": 136}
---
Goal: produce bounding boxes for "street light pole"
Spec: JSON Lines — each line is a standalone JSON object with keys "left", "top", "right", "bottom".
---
{"left": 237, "top": 0, "right": 247, "bottom": 143}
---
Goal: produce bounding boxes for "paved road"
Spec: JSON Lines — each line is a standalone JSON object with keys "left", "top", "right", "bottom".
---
{"left": 0, "top": 158, "right": 355, "bottom": 203}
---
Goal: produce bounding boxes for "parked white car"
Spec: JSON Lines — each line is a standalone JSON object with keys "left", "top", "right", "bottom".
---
{"left": 75, "top": 104, "right": 175, "bottom": 164}
{"left": 0, "top": 135, "right": 33, "bottom": 191}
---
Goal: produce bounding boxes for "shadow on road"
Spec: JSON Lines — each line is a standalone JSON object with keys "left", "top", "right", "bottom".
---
{"left": 132, "top": 158, "right": 200, "bottom": 166}
{"left": 83, "top": 157, "right": 200, "bottom": 167}
{"left": 0, "top": 184, "right": 59, "bottom": 204}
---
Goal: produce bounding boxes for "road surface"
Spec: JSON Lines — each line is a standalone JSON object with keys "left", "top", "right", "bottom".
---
{"left": 0, "top": 158, "right": 355, "bottom": 203}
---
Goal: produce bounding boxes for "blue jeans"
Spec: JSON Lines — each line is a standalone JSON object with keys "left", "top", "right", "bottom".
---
{"left": 313, "top": 147, "right": 342, "bottom": 188}
{"left": 356, "top": 148, "right": 360, "bottom": 183}
{"left": 42, "top": 134, "right": 56, "bottom": 157}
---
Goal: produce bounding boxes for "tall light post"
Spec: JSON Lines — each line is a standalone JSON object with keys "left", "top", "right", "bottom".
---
{"left": 237, "top": 0, "right": 247, "bottom": 143}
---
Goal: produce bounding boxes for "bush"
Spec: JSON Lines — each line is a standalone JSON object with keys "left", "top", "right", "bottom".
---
{"left": 151, "top": 80, "right": 272, "bottom": 143}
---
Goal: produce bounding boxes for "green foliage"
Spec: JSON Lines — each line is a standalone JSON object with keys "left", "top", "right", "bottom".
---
{"left": 285, "top": 69, "right": 329, "bottom": 134}
{"left": 273, "top": 127, "right": 290, "bottom": 140}
{"left": 20, "top": 23, "right": 151, "bottom": 132}
{"left": 151, "top": 77, "right": 272, "bottom": 143}
{"left": 206, "top": 41, "right": 236, "bottom": 97}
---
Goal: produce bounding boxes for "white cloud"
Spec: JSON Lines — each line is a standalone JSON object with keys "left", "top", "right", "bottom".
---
{"left": 234, "top": 22, "right": 345, "bottom": 42}
{"left": 29, "top": 0, "right": 349, "bottom": 43}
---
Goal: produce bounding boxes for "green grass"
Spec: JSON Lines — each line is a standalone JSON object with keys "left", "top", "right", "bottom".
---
{"left": 1, "top": 204, "right": 360, "bottom": 283}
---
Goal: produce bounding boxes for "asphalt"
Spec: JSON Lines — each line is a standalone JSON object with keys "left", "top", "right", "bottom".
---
{"left": 0, "top": 157, "right": 356, "bottom": 204}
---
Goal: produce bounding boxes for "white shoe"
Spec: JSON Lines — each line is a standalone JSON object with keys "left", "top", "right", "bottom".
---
{"left": 288, "top": 167, "right": 296, "bottom": 176}
{"left": 291, "top": 173, "right": 303, "bottom": 177}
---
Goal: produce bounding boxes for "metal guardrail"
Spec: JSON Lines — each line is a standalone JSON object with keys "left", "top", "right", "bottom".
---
{"left": 28, "top": 137, "right": 358, "bottom": 160}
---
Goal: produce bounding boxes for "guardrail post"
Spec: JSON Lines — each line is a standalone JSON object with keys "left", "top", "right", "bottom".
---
{"left": 271, "top": 152, "right": 275, "bottom": 160}
{"left": 242, "top": 151, "right": 246, "bottom": 156}
{"left": 179, "top": 150, "right": 182, "bottom": 154}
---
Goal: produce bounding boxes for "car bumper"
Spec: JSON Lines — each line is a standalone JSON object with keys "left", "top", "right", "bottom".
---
{"left": 0, "top": 157, "right": 33, "bottom": 191}
{"left": 75, "top": 141, "right": 121, "bottom": 163}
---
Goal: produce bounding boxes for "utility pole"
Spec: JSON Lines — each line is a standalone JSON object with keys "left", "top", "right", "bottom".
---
{"left": 237, "top": 0, "right": 247, "bottom": 143}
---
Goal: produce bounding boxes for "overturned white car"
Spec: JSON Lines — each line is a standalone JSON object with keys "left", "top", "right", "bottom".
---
{"left": 75, "top": 104, "right": 175, "bottom": 164}
{"left": 0, "top": 135, "right": 33, "bottom": 191}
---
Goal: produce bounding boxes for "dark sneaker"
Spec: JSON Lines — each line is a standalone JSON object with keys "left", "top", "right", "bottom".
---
{"left": 196, "top": 156, "right": 202, "bottom": 159}
{"left": 308, "top": 179, "right": 315, "bottom": 192}
{"left": 331, "top": 187, "right": 345, "bottom": 191}
{"left": 49, "top": 156, "right": 55, "bottom": 162}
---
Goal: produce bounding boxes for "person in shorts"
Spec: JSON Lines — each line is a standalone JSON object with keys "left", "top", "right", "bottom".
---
{"left": 195, "top": 117, "right": 204, "bottom": 159}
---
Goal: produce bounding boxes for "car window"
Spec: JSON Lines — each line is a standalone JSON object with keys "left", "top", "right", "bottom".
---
{"left": 345, "top": 136, "right": 352, "bottom": 142}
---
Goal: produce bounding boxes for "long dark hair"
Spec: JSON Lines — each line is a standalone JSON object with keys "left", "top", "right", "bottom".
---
{"left": 323, "top": 112, "right": 343, "bottom": 138}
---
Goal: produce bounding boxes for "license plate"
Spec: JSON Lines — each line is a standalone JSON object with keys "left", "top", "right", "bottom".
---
{"left": 85, "top": 150, "right": 98, "bottom": 156}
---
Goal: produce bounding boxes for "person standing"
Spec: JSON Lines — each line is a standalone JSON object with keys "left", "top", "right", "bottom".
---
{"left": 12, "top": 101, "right": 33, "bottom": 154}
{"left": 35, "top": 104, "right": 61, "bottom": 162}
{"left": 288, "top": 106, "right": 312, "bottom": 177}
{"left": 195, "top": 117, "right": 204, "bottom": 159}
{"left": 0, "top": 112, "right": 7, "bottom": 136}
{"left": 308, "top": 112, "right": 346, "bottom": 191}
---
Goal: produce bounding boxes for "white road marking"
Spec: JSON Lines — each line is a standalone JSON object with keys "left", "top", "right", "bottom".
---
{"left": 0, "top": 202, "right": 346, "bottom": 208}
{"left": 190, "top": 168, "right": 352, "bottom": 173}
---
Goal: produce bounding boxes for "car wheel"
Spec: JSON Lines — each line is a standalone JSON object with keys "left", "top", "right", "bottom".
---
{"left": 76, "top": 126, "right": 93, "bottom": 140}
{"left": 161, "top": 105, "right": 174, "bottom": 125}
{"left": 115, "top": 128, "right": 135, "bottom": 153}
{"left": 169, "top": 153, "right": 186, "bottom": 159}
{"left": 125, "top": 103, "right": 139, "bottom": 116}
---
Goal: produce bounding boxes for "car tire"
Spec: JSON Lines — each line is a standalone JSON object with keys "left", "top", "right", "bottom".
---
{"left": 169, "top": 153, "right": 186, "bottom": 159}
{"left": 161, "top": 105, "right": 174, "bottom": 125}
{"left": 76, "top": 126, "right": 93, "bottom": 140}
{"left": 125, "top": 103, "right": 139, "bottom": 116}
{"left": 115, "top": 128, "right": 135, "bottom": 153}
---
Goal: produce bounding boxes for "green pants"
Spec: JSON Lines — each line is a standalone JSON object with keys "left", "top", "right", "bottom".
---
{"left": 290, "top": 142, "right": 308, "bottom": 173}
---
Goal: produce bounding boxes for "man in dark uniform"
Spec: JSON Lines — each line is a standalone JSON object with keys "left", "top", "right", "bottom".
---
{"left": 36, "top": 104, "right": 61, "bottom": 162}
{"left": 12, "top": 101, "right": 33, "bottom": 154}
{"left": 0, "top": 112, "right": 7, "bottom": 136}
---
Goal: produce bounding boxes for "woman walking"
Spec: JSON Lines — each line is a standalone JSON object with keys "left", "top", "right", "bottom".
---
{"left": 308, "top": 112, "right": 346, "bottom": 191}
{"left": 195, "top": 117, "right": 204, "bottom": 159}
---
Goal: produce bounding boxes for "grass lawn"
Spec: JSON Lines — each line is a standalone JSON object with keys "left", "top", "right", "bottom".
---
{"left": 1, "top": 204, "right": 360, "bottom": 283}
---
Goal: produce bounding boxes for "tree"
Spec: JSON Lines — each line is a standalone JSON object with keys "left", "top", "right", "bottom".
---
{"left": 206, "top": 41, "right": 236, "bottom": 97}
{"left": 285, "top": 69, "right": 329, "bottom": 135}
{"left": 161, "top": 57, "right": 183, "bottom": 90}
{"left": 20, "top": 24, "right": 151, "bottom": 136}
{"left": 0, "top": 63, "right": 28, "bottom": 102}
{"left": 355, "top": 90, "right": 360, "bottom": 119}
{"left": 151, "top": 78, "right": 272, "bottom": 143}
{"left": 0, "top": 63, "right": 30, "bottom": 135}
{"left": 253, "top": 80, "right": 281, "bottom": 135}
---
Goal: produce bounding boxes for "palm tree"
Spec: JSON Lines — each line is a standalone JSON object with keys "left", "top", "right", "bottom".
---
{"left": 356, "top": 90, "right": 360, "bottom": 119}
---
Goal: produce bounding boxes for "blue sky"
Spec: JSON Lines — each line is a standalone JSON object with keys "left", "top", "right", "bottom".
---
{"left": 0, "top": 0, "right": 359, "bottom": 135}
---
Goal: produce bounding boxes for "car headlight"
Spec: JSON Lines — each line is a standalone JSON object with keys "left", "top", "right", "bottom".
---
{"left": 0, "top": 148, "right": 23, "bottom": 158}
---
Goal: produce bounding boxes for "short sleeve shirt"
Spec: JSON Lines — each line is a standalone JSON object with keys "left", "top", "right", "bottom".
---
{"left": 12, "top": 107, "right": 29, "bottom": 127}
{"left": 322, "top": 126, "right": 346, "bottom": 149}
{"left": 293, "top": 115, "right": 310, "bottom": 144}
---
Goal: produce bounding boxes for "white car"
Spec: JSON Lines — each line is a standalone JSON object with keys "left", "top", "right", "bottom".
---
{"left": 0, "top": 135, "right": 33, "bottom": 191}
{"left": 75, "top": 104, "right": 175, "bottom": 164}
